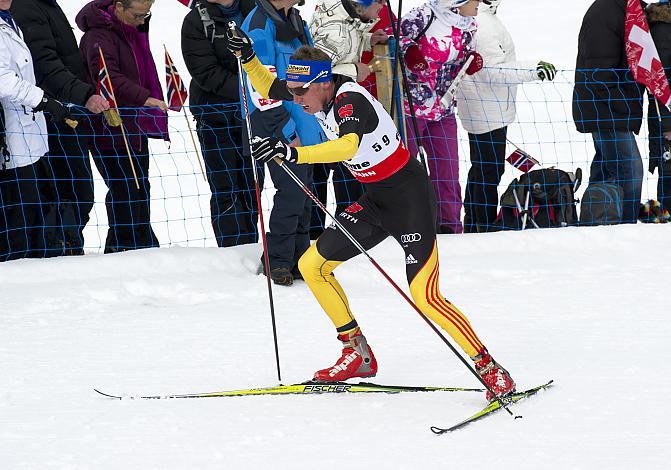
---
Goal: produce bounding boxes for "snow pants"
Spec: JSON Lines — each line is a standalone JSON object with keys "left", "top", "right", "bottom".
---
{"left": 406, "top": 114, "right": 462, "bottom": 234}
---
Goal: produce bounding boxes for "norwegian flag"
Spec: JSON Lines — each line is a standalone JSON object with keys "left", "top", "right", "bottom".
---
{"left": 165, "top": 49, "right": 188, "bottom": 111}
{"left": 97, "top": 48, "right": 116, "bottom": 108}
{"left": 176, "top": 0, "right": 195, "bottom": 7}
{"left": 625, "top": 0, "right": 671, "bottom": 108}
{"left": 506, "top": 149, "right": 539, "bottom": 173}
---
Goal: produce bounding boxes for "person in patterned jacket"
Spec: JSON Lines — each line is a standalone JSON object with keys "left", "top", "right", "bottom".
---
{"left": 399, "top": 0, "right": 482, "bottom": 235}
{"left": 226, "top": 28, "right": 516, "bottom": 402}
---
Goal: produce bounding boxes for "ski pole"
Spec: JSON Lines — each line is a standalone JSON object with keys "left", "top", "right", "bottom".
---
{"left": 232, "top": 25, "right": 282, "bottom": 383}
{"left": 270, "top": 154, "right": 518, "bottom": 417}
{"left": 385, "top": 0, "right": 429, "bottom": 174}
{"left": 439, "top": 54, "right": 475, "bottom": 108}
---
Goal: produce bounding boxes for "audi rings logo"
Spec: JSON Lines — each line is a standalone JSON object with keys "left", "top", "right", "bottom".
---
{"left": 401, "top": 233, "right": 422, "bottom": 243}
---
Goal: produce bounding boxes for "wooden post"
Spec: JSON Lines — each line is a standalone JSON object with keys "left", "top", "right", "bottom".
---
{"left": 373, "top": 44, "right": 406, "bottom": 141}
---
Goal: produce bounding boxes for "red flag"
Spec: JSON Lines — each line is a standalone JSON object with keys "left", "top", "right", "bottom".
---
{"left": 176, "top": 0, "right": 195, "bottom": 7}
{"left": 625, "top": 0, "right": 671, "bottom": 108}
{"left": 165, "top": 49, "right": 188, "bottom": 111}
{"left": 97, "top": 49, "right": 116, "bottom": 108}
{"left": 506, "top": 149, "right": 539, "bottom": 173}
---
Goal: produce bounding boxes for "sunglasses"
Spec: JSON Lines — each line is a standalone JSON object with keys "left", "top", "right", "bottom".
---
{"left": 287, "top": 70, "right": 329, "bottom": 97}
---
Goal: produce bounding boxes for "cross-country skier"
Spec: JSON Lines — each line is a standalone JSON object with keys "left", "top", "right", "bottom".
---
{"left": 227, "top": 27, "right": 516, "bottom": 401}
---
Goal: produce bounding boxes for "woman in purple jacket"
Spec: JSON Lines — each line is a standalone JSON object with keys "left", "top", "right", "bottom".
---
{"left": 77, "top": 0, "right": 168, "bottom": 253}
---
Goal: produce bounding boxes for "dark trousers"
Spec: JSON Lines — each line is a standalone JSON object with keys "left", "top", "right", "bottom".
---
{"left": 309, "top": 163, "right": 364, "bottom": 238}
{"left": 658, "top": 158, "right": 671, "bottom": 212}
{"left": 91, "top": 135, "right": 159, "bottom": 253}
{"left": 40, "top": 120, "right": 94, "bottom": 255}
{"left": 266, "top": 159, "right": 313, "bottom": 271}
{"left": 589, "top": 131, "right": 643, "bottom": 224}
{"left": 464, "top": 127, "right": 507, "bottom": 233}
{"left": 0, "top": 162, "right": 46, "bottom": 261}
{"left": 196, "top": 116, "right": 262, "bottom": 247}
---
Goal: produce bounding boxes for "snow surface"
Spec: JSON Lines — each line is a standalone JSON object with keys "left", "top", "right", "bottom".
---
{"left": 2, "top": 1, "right": 670, "bottom": 468}
{"left": 2, "top": 226, "right": 670, "bottom": 469}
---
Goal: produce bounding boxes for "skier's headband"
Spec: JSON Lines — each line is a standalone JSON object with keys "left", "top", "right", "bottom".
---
{"left": 286, "top": 60, "right": 332, "bottom": 86}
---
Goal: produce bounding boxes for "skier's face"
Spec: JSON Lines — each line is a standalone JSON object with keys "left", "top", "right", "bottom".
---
{"left": 287, "top": 81, "right": 329, "bottom": 115}
{"left": 0, "top": 0, "right": 11, "bottom": 11}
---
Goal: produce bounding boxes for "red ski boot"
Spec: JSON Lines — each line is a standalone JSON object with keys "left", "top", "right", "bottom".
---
{"left": 473, "top": 349, "right": 516, "bottom": 402}
{"left": 313, "top": 328, "right": 378, "bottom": 382}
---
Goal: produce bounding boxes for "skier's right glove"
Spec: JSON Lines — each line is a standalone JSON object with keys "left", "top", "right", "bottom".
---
{"left": 33, "top": 96, "right": 73, "bottom": 124}
{"left": 251, "top": 136, "right": 298, "bottom": 164}
{"left": 537, "top": 61, "right": 557, "bottom": 81}
{"left": 226, "top": 24, "right": 255, "bottom": 64}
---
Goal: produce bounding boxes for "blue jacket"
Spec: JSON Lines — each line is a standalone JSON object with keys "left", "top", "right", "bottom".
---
{"left": 242, "top": 0, "right": 323, "bottom": 145}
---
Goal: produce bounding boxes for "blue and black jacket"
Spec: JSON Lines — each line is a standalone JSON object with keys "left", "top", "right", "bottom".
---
{"left": 241, "top": 0, "right": 324, "bottom": 146}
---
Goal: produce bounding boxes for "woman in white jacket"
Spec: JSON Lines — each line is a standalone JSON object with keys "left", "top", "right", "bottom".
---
{"left": 0, "top": 0, "right": 70, "bottom": 260}
{"left": 456, "top": 0, "right": 556, "bottom": 233}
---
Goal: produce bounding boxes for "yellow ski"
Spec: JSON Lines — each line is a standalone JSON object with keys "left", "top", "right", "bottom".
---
{"left": 94, "top": 381, "right": 483, "bottom": 400}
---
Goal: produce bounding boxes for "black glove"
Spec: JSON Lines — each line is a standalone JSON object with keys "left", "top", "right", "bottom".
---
{"left": 33, "top": 97, "right": 72, "bottom": 123}
{"left": 226, "top": 23, "right": 255, "bottom": 63}
{"left": 251, "top": 136, "right": 298, "bottom": 164}
{"left": 537, "top": 61, "right": 557, "bottom": 81}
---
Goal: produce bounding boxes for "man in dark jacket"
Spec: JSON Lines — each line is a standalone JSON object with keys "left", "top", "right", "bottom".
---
{"left": 646, "top": 0, "right": 671, "bottom": 213}
{"left": 242, "top": 0, "right": 324, "bottom": 286}
{"left": 573, "top": 0, "right": 646, "bottom": 224}
{"left": 12, "top": 0, "right": 110, "bottom": 255}
{"left": 77, "top": 0, "right": 168, "bottom": 253}
{"left": 181, "top": 0, "right": 261, "bottom": 247}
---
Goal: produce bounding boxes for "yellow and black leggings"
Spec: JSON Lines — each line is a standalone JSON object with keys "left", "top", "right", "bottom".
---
{"left": 298, "top": 158, "right": 485, "bottom": 358}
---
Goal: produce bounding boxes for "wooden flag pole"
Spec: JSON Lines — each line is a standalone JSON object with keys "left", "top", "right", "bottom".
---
{"left": 99, "top": 47, "right": 140, "bottom": 190}
{"left": 164, "top": 45, "right": 206, "bottom": 181}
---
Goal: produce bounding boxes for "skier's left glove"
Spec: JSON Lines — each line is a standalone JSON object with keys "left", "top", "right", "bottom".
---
{"left": 464, "top": 51, "right": 484, "bottom": 75}
{"left": 251, "top": 136, "right": 298, "bottom": 164}
{"left": 226, "top": 24, "right": 255, "bottom": 64}
{"left": 537, "top": 61, "right": 557, "bottom": 81}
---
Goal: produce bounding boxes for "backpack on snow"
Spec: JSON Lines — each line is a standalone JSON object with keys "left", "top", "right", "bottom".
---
{"left": 493, "top": 167, "right": 582, "bottom": 230}
{"left": 579, "top": 181, "right": 623, "bottom": 226}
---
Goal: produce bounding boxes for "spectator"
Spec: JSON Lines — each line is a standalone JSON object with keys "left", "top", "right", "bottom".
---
{"left": 646, "top": 0, "right": 671, "bottom": 213}
{"left": 399, "top": 0, "right": 480, "bottom": 234}
{"left": 242, "top": 0, "right": 325, "bottom": 286}
{"left": 0, "top": 0, "right": 72, "bottom": 260}
{"left": 182, "top": 0, "right": 260, "bottom": 247}
{"left": 573, "top": 0, "right": 645, "bottom": 225}
{"left": 12, "top": 0, "right": 110, "bottom": 256}
{"left": 309, "top": 0, "right": 386, "bottom": 237}
{"left": 457, "top": 0, "right": 556, "bottom": 233}
{"left": 310, "top": 0, "right": 387, "bottom": 82}
{"left": 77, "top": 0, "right": 168, "bottom": 253}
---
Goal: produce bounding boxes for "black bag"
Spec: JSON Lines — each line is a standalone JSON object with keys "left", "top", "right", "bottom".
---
{"left": 579, "top": 181, "right": 623, "bottom": 226}
{"left": 494, "top": 167, "right": 582, "bottom": 230}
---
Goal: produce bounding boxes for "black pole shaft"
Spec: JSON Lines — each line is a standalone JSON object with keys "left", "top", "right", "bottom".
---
{"left": 273, "top": 158, "right": 514, "bottom": 415}
{"left": 234, "top": 48, "right": 282, "bottom": 383}
{"left": 385, "top": 0, "right": 429, "bottom": 173}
